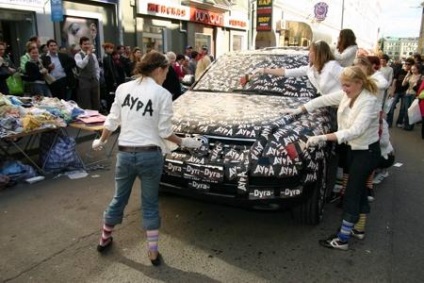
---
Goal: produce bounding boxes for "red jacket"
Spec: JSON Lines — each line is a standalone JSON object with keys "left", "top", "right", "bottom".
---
{"left": 416, "top": 80, "right": 424, "bottom": 116}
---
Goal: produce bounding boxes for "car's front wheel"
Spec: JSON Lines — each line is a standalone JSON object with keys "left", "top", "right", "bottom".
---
{"left": 291, "top": 160, "right": 327, "bottom": 225}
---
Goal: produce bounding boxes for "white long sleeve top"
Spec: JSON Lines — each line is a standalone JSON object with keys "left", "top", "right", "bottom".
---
{"left": 103, "top": 77, "right": 174, "bottom": 152}
{"left": 74, "top": 51, "right": 100, "bottom": 80}
{"left": 304, "top": 89, "right": 380, "bottom": 150}
{"left": 333, "top": 45, "right": 358, "bottom": 67}
{"left": 284, "top": 60, "right": 343, "bottom": 95}
{"left": 371, "top": 71, "right": 389, "bottom": 106}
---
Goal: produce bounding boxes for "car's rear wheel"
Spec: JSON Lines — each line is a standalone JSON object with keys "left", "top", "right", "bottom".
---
{"left": 291, "top": 160, "right": 327, "bottom": 225}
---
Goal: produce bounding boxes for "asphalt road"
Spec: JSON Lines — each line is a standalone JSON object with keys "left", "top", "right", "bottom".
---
{"left": 0, "top": 125, "right": 423, "bottom": 283}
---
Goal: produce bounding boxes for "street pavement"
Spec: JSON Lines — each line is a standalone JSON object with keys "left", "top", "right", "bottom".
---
{"left": 0, "top": 125, "right": 423, "bottom": 283}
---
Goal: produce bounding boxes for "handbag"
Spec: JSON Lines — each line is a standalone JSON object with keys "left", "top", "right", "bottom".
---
{"left": 44, "top": 73, "right": 56, "bottom": 85}
{"left": 407, "top": 99, "right": 421, "bottom": 125}
{"left": 6, "top": 73, "right": 24, "bottom": 95}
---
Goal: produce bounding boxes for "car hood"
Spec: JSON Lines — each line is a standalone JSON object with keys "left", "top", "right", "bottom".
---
{"left": 166, "top": 90, "right": 332, "bottom": 184}
{"left": 172, "top": 91, "right": 311, "bottom": 137}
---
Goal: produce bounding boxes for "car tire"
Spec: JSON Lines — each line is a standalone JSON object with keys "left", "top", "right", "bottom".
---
{"left": 291, "top": 160, "right": 327, "bottom": 225}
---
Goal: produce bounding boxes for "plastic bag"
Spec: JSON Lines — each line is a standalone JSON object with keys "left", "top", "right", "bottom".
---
{"left": 6, "top": 73, "right": 24, "bottom": 95}
{"left": 39, "top": 132, "right": 84, "bottom": 173}
{"left": 407, "top": 99, "right": 421, "bottom": 125}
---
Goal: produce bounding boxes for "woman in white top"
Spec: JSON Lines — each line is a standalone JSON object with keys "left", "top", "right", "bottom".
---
{"left": 333, "top": 29, "right": 358, "bottom": 67}
{"left": 92, "top": 51, "right": 202, "bottom": 265}
{"left": 254, "top": 41, "right": 343, "bottom": 96}
{"left": 401, "top": 64, "right": 422, "bottom": 130}
{"left": 354, "top": 56, "right": 389, "bottom": 109}
{"left": 285, "top": 66, "right": 381, "bottom": 251}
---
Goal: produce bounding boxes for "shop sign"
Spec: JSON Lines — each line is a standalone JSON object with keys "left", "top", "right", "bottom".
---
{"left": 138, "top": 1, "right": 190, "bottom": 21}
{"left": 0, "top": 0, "right": 43, "bottom": 7}
{"left": 314, "top": 2, "right": 328, "bottom": 21}
{"left": 51, "top": 0, "right": 63, "bottom": 22}
{"left": 190, "top": 8, "right": 224, "bottom": 27}
{"left": 256, "top": 0, "right": 272, "bottom": 32}
{"left": 228, "top": 19, "right": 247, "bottom": 29}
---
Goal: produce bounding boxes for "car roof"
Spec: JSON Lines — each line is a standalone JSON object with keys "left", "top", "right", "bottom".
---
{"left": 225, "top": 47, "right": 310, "bottom": 56}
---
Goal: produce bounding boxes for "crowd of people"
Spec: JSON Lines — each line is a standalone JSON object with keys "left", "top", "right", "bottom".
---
{"left": 1, "top": 29, "right": 423, "bottom": 262}
{"left": 0, "top": 36, "right": 213, "bottom": 113}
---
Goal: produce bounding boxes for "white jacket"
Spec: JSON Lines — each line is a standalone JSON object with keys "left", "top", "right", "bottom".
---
{"left": 284, "top": 60, "right": 343, "bottom": 95}
{"left": 304, "top": 89, "right": 380, "bottom": 150}
{"left": 333, "top": 45, "right": 358, "bottom": 67}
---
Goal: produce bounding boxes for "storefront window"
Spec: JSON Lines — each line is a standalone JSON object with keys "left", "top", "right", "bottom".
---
{"left": 142, "top": 24, "right": 164, "bottom": 53}
{"left": 195, "top": 33, "right": 211, "bottom": 51}
{"left": 232, "top": 34, "right": 243, "bottom": 51}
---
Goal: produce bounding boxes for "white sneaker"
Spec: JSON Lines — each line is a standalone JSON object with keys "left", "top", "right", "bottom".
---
{"left": 372, "top": 171, "right": 389, "bottom": 184}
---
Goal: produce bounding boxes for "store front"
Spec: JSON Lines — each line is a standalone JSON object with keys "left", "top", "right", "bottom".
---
{"left": 0, "top": 0, "right": 49, "bottom": 65}
{"left": 54, "top": 0, "right": 119, "bottom": 58}
{"left": 136, "top": 1, "right": 248, "bottom": 57}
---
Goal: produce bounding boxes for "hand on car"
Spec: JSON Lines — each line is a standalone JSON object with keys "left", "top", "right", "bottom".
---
{"left": 92, "top": 139, "right": 107, "bottom": 150}
{"left": 306, "top": 135, "right": 327, "bottom": 148}
{"left": 282, "top": 107, "right": 302, "bottom": 115}
{"left": 181, "top": 137, "right": 202, "bottom": 149}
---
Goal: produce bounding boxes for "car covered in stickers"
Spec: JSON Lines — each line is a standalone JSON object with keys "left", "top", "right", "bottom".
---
{"left": 160, "top": 48, "right": 333, "bottom": 224}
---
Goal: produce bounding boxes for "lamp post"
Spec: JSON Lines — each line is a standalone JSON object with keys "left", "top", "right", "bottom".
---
{"left": 248, "top": 0, "right": 256, "bottom": 50}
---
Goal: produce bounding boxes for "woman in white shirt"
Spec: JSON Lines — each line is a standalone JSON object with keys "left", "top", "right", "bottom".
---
{"left": 285, "top": 66, "right": 381, "bottom": 251}
{"left": 92, "top": 51, "right": 202, "bottom": 265}
{"left": 333, "top": 29, "right": 358, "bottom": 67}
{"left": 254, "top": 41, "right": 343, "bottom": 96}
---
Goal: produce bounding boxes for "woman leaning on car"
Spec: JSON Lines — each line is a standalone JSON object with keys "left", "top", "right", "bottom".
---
{"left": 284, "top": 66, "right": 381, "bottom": 251}
{"left": 253, "top": 40, "right": 344, "bottom": 97}
{"left": 91, "top": 51, "right": 202, "bottom": 265}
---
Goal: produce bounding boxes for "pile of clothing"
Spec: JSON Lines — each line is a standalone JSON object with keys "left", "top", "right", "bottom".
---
{"left": 0, "top": 94, "right": 84, "bottom": 138}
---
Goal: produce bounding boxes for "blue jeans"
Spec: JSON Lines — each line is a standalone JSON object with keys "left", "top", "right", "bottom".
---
{"left": 31, "top": 82, "right": 52, "bottom": 97}
{"left": 386, "top": 92, "right": 404, "bottom": 127}
{"left": 103, "top": 149, "right": 164, "bottom": 230}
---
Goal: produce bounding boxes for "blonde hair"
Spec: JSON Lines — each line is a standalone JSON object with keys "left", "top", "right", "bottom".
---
{"left": 340, "top": 66, "right": 378, "bottom": 95}
{"left": 353, "top": 56, "right": 373, "bottom": 76}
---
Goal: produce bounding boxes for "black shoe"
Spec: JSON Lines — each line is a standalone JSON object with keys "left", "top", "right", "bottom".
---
{"left": 319, "top": 234, "right": 348, "bottom": 251}
{"left": 97, "top": 237, "right": 113, "bottom": 253}
{"left": 148, "top": 251, "right": 162, "bottom": 266}
{"left": 328, "top": 192, "right": 341, "bottom": 203}
{"left": 351, "top": 229, "right": 366, "bottom": 240}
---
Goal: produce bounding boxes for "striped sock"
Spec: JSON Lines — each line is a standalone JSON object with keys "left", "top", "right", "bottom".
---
{"left": 340, "top": 173, "right": 349, "bottom": 196}
{"left": 337, "top": 220, "right": 354, "bottom": 242}
{"left": 367, "top": 172, "right": 374, "bottom": 189}
{"left": 354, "top": 214, "right": 367, "bottom": 232}
{"left": 99, "top": 224, "right": 114, "bottom": 246}
{"left": 146, "top": 230, "right": 159, "bottom": 252}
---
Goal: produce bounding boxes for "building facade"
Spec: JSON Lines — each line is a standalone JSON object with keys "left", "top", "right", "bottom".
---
{"left": 1, "top": 0, "right": 386, "bottom": 66}
{"left": 381, "top": 37, "right": 419, "bottom": 61}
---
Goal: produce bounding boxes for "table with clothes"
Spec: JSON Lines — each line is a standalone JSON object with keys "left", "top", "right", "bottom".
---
{"left": 0, "top": 94, "right": 85, "bottom": 178}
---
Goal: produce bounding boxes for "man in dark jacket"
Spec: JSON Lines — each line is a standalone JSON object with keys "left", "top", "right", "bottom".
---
{"left": 0, "top": 41, "right": 16, "bottom": 94}
{"left": 41, "top": 39, "right": 76, "bottom": 100}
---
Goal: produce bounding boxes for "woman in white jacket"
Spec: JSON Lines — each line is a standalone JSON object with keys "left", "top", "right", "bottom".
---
{"left": 285, "top": 66, "right": 381, "bottom": 250}
{"left": 254, "top": 41, "right": 344, "bottom": 96}
{"left": 333, "top": 29, "right": 358, "bottom": 67}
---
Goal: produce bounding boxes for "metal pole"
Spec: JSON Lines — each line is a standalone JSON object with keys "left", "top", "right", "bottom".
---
{"left": 341, "top": 0, "right": 344, "bottom": 29}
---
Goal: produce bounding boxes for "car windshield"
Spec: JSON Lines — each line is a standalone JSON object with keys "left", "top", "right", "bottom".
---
{"left": 193, "top": 52, "right": 317, "bottom": 98}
